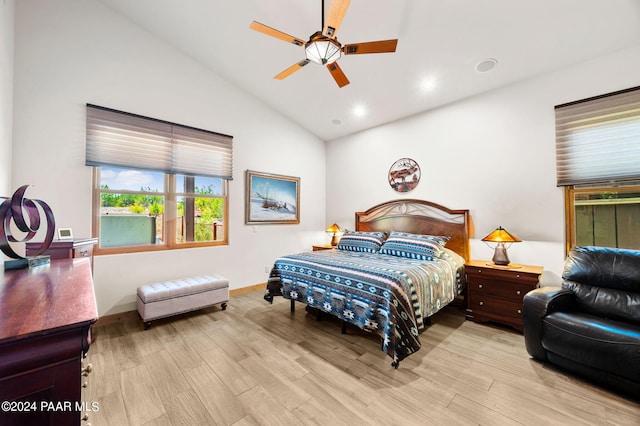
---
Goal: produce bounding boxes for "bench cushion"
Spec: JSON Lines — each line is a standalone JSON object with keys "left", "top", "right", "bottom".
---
{"left": 137, "top": 275, "right": 229, "bottom": 303}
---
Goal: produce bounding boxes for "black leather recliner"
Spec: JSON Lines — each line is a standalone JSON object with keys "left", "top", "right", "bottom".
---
{"left": 523, "top": 246, "right": 640, "bottom": 398}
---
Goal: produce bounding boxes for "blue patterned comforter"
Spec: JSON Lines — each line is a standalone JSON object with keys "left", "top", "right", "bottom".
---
{"left": 264, "top": 248, "right": 465, "bottom": 367}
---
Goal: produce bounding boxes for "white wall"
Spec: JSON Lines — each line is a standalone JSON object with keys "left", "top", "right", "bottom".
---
{"left": 0, "top": 0, "right": 13, "bottom": 194}
{"left": 0, "top": 0, "right": 14, "bottom": 269}
{"left": 327, "top": 45, "right": 640, "bottom": 285}
{"left": 12, "top": 0, "right": 326, "bottom": 315}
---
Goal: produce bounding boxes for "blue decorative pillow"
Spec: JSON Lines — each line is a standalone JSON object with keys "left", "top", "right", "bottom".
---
{"left": 336, "top": 231, "right": 387, "bottom": 253}
{"left": 379, "top": 232, "right": 449, "bottom": 260}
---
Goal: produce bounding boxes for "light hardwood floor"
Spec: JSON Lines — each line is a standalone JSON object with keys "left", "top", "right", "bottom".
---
{"left": 85, "top": 290, "right": 640, "bottom": 425}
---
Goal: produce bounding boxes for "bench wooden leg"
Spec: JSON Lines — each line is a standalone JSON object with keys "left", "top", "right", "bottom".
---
{"left": 221, "top": 302, "right": 228, "bottom": 310}
{"left": 143, "top": 321, "right": 152, "bottom": 330}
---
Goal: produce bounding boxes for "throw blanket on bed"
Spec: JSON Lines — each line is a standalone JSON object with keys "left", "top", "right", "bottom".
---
{"left": 265, "top": 249, "right": 464, "bottom": 367}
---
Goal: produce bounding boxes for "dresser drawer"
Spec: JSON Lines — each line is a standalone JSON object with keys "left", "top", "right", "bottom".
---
{"left": 26, "top": 238, "right": 98, "bottom": 271}
{"left": 73, "top": 244, "right": 94, "bottom": 259}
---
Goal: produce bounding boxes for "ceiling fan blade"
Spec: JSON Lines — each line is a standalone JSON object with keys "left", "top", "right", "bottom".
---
{"left": 343, "top": 39, "right": 398, "bottom": 55}
{"left": 250, "top": 21, "right": 305, "bottom": 46}
{"left": 274, "top": 60, "right": 311, "bottom": 80}
{"left": 323, "top": 0, "right": 351, "bottom": 38}
{"left": 326, "top": 62, "right": 350, "bottom": 88}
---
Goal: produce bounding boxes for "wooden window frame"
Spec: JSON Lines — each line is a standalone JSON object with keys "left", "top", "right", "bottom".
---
{"left": 92, "top": 168, "right": 228, "bottom": 255}
{"left": 564, "top": 183, "right": 640, "bottom": 255}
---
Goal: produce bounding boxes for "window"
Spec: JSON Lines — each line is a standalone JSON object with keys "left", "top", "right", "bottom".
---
{"left": 87, "top": 105, "right": 232, "bottom": 253}
{"left": 175, "top": 174, "right": 227, "bottom": 243}
{"left": 556, "top": 86, "right": 640, "bottom": 252}
{"left": 565, "top": 184, "right": 640, "bottom": 252}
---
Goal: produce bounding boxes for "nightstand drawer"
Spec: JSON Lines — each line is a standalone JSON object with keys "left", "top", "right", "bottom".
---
{"left": 466, "top": 266, "right": 540, "bottom": 284}
{"left": 467, "top": 297, "right": 524, "bottom": 320}
{"left": 466, "top": 278, "right": 535, "bottom": 301}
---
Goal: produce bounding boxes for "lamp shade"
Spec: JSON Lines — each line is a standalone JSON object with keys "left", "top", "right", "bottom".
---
{"left": 482, "top": 226, "right": 522, "bottom": 243}
{"left": 325, "top": 223, "right": 342, "bottom": 234}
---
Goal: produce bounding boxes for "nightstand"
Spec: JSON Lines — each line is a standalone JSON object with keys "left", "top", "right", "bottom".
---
{"left": 465, "top": 260, "right": 543, "bottom": 332}
{"left": 312, "top": 244, "right": 335, "bottom": 251}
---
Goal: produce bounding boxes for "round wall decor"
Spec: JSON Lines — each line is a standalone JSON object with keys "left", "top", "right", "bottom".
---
{"left": 388, "top": 158, "right": 420, "bottom": 192}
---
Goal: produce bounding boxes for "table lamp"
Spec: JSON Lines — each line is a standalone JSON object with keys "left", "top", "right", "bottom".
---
{"left": 325, "top": 223, "right": 343, "bottom": 246}
{"left": 482, "top": 226, "right": 522, "bottom": 266}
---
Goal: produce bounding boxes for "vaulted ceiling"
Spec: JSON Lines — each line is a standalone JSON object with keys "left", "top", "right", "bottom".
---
{"left": 99, "top": 0, "right": 640, "bottom": 141}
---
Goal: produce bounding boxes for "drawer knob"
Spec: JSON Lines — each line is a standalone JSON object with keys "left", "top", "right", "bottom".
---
{"left": 80, "top": 249, "right": 89, "bottom": 257}
{"left": 478, "top": 284, "right": 483, "bottom": 289}
{"left": 82, "top": 381, "right": 88, "bottom": 388}
{"left": 516, "top": 274, "right": 520, "bottom": 278}
{"left": 517, "top": 309, "right": 522, "bottom": 314}
{"left": 516, "top": 290, "right": 521, "bottom": 295}
{"left": 479, "top": 301, "right": 484, "bottom": 306}
{"left": 82, "top": 363, "right": 93, "bottom": 376}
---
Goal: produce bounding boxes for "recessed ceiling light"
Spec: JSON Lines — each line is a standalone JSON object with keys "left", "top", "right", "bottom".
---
{"left": 353, "top": 105, "right": 366, "bottom": 118}
{"left": 476, "top": 58, "right": 498, "bottom": 73}
{"left": 420, "top": 76, "right": 437, "bottom": 91}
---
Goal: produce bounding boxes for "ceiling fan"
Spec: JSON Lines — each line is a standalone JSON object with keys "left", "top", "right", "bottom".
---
{"left": 249, "top": 0, "right": 398, "bottom": 88}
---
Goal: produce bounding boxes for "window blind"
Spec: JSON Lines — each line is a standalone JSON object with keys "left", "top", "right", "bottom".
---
{"left": 86, "top": 104, "right": 233, "bottom": 180}
{"left": 555, "top": 86, "right": 640, "bottom": 186}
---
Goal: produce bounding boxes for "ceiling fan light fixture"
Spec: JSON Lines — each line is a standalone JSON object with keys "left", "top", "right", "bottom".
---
{"left": 305, "top": 33, "right": 342, "bottom": 65}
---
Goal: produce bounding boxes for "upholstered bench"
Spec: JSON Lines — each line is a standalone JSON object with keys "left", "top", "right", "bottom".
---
{"left": 137, "top": 275, "right": 229, "bottom": 329}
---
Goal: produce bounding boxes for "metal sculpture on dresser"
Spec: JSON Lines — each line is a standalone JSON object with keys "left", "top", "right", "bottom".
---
{"left": 0, "top": 185, "right": 55, "bottom": 269}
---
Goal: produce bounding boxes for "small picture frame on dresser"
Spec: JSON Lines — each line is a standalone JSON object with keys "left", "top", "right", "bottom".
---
{"left": 57, "top": 228, "right": 73, "bottom": 240}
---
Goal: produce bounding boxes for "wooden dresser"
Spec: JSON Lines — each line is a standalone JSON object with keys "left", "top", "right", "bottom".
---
{"left": 26, "top": 238, "right": 98, "bottom": 269}
{"left": 465, "top": 260, "right": 543, "bottom": 332}
{"left": 0, "top": 258, "right": 98, "bottom": 425}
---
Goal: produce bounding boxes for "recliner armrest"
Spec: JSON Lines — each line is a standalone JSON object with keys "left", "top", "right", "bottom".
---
{"left": 523, "top": 286, "right": 576, "bottom": 361}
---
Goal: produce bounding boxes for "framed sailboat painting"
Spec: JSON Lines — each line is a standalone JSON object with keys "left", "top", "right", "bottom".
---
{"left": 245, "top": 170, "right": 300, "bottom": 224}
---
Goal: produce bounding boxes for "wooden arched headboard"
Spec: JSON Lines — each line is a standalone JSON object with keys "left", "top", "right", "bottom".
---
{"left": 355, "top": 199, "right": 471, "bottom": 261}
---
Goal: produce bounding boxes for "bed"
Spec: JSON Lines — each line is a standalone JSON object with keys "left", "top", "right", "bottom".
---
{"left": 264, "top": 199, "right": 471, "bottom": 368}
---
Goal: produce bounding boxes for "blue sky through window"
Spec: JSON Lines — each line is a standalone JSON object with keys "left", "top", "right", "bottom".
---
{"left": 101, "top": 167, "right": 164, "bottom": 192}
{"left": 101, "top": 167, "right": 223, "bottom": 195}
{"left": 176, "top": 175, "right": 222, "bottom": 195}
